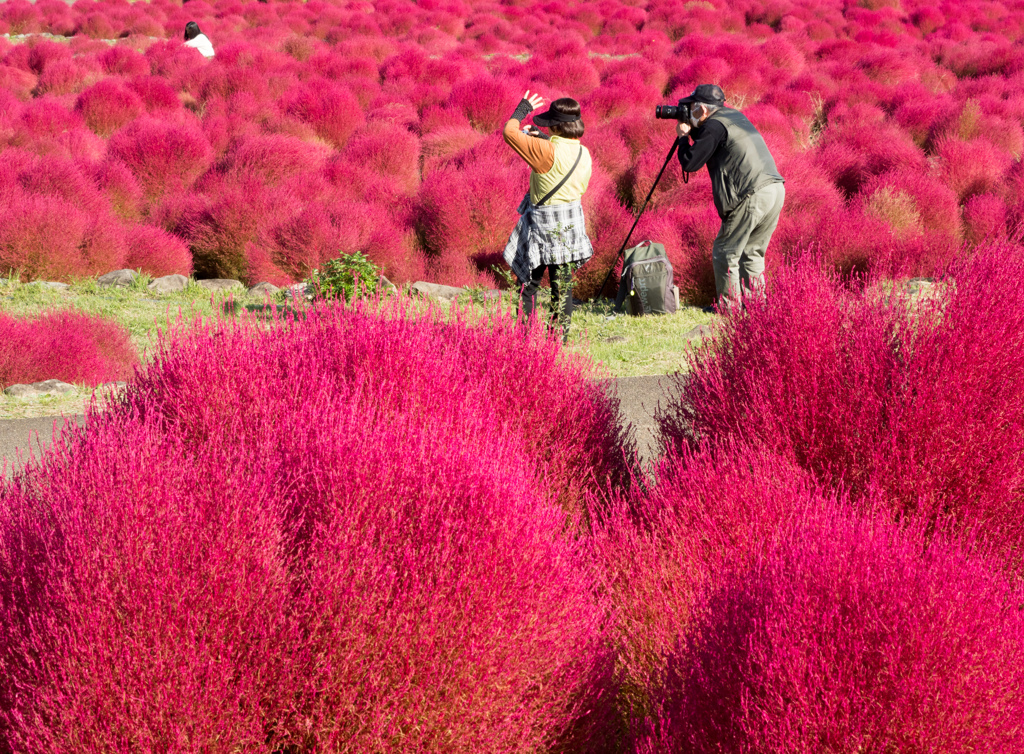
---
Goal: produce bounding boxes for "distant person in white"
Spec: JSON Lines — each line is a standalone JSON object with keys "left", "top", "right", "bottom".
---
{"left": 184, "top": 21, "right": 214, "bottom": 58}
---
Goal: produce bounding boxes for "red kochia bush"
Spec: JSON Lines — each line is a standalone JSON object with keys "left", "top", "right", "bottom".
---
{"left": 107, "top": 117, "right": 213, "bottom": 200}
{"left": 644, "top": 511, "right": 1024, "bottom": 753}
{"left": 123, "top": 224, "right": 192, "bottom": 277}
{"left": 591, "top": 445, "right": 822, "bottom": 737}
{"left": 0, "top": 301, "right": 627, "bottom": 751}
{"left": 0, "top": 192, "right": 125, "bottom": 281}
{"left": 660, "top": 250, "right": 1024, "bottom": 567}
{"left": 75, "top": 79, "right": 144, "bottom": 136}
{"left": 0, "top": 309, "right": 136, "bottom": 388}
{"left": 417, "top": 153, "right": 526, "bottom": 286}
{"left": 279, "top": 78, "right": 365, "bottom": 149}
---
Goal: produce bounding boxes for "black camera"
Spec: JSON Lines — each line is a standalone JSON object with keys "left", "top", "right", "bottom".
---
{"left": 655, "top": 101, "right": 691, "bottom": 121}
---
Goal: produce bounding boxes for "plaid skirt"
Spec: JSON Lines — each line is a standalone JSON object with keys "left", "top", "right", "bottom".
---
{"left": 503, "top": 193, "right": 594, "bottom": 284}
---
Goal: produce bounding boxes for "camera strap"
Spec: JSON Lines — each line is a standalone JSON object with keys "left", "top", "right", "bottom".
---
{"left": 536, "top": 146, "right": 583, "bottom": 207}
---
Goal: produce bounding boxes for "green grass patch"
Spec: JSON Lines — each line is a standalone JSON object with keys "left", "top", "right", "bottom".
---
{"left": 0, "top": 276, "right": 717, "bottom": 418}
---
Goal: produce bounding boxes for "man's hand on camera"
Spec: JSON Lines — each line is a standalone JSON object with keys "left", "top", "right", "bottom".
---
{"left": 676, "top": 121, "right": 692, "bottom": 139}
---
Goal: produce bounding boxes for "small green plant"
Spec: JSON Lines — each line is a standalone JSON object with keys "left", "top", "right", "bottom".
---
{"left": 489, "top": 263, "right": 519, "bottom": 290}
{"left": 305, "top": 251, "right": 380, "bottom": 302}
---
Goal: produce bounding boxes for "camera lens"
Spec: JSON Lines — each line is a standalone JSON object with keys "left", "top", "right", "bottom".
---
{"left": 655, "top": 105, "right": 680, "bottom": 120}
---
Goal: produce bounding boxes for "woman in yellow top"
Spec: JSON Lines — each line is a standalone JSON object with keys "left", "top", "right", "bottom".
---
{"left": 502, "top": 91, "right": 594, "bottom": 342}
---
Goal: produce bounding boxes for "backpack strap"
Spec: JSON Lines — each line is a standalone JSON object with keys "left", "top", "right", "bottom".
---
{"left": 535, "top": 145, "right": 583, "bottom": 207}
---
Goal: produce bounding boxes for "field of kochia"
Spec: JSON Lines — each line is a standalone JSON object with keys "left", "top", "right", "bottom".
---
{"left": 2, "top": 0, "right": 1024, "bottom": 751}
{"left": 3, "top": 0, "right": 1024, "bottom": 299}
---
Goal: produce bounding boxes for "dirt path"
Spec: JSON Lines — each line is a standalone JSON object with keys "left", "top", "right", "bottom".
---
{"left": 0, "top": 415, "right": 85, "bottom": 479}
{"left": 603, "top": 374, "right": 682, "bottom": 468}
{"left": 1, "top": 376, "right": 682, "bottom": 478}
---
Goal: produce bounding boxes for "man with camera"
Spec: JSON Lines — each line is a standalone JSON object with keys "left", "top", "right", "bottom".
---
{"left": 665, "top": 84, "right": 785, "bottom": 308}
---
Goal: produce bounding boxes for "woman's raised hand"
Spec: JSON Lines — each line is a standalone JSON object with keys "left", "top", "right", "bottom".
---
{"left": 523, "top": 90, "right": 544, "bottom": 110}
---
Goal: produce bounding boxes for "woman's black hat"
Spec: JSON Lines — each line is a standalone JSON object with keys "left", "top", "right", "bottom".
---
{"left": 533, "top": 101, "right": 582, "bottom": 127}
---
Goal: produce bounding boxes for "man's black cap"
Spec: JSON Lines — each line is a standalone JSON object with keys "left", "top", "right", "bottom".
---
{"left": 679, "top": 84, "right": 726, "bottom": 106}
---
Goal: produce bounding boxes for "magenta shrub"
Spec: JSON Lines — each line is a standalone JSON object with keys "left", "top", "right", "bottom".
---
{"left": 343, "top": 123, "right": 421, "bottom": 195}
{"left": 279, "top": 78, "right": 364, "bottom": 149}
{"left": 660, "top": 249, "right": 1024, "bottom": 566}
{"left": 107, "top": 117, "right": 213, "bottom": 200}
{"left": 0, "top": 301, "right": 628, "bottom": 750}
{"left": 643, "top": 510, "right": 1024, "bottom": 753}
{"left": 417, "top": 153, "right": 526, "bottom": 286}
{"left": 75, "top": 79, "right": 144, "bottom": 136}
{"left": 123, "top": 224, "right": 192, "bottom": 278}
{"left": 0, "top": 308, "right": 136, "bottom": 388}
{"left": 591, "top": 445, "right": 821, "bottom": 735}
{"left": 0, "top": 192, "right": 124, "bottom": 280}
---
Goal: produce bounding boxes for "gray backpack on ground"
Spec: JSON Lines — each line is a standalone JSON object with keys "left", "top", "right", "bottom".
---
{"left": 613, "top": 241, "right": 678, "bottom": 315}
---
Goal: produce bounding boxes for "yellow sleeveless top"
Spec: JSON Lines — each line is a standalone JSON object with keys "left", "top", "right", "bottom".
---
{"left": 529, "top": 135, "right": 593, "bottom": 206}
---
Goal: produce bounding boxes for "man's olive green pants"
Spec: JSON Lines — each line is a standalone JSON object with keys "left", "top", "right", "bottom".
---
{"left": 712, "top": 182, "right": 786, "bottom": 304}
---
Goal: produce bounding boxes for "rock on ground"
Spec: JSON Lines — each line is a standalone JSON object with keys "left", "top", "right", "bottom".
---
{"left": 4, "top": 380, "right": 77, "bottom": 398}
{"left": 148, "top": 274, "right": 189, "bottom": 294}
{"left": 411, "top": 281, "right": 464, "bottom": 302}
{"left": 97, "top": 269, "right": 138, "bottom": 288}
{"left": 248, "top": 282, "right": 280, "bottom": 297}
{"left": 197, "top": 279, "right": 244, "bottom": 292}
{"left": 683, "top": 324, "right": 714, "bottom": 341}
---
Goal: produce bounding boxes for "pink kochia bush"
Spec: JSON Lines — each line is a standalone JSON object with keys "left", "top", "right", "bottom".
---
{"left": 659, "top": 248, "right": 1024, "bottom": 567}
{"left": 590, "top": 446, "right": 822, "bottom": 729}
{"left": 641, "top": 508, "right": 1024, "bottom": 753}
{"left": 0, "top": 309, "right": 136, "bottom": 388}
{"left": 0, "top": 300, "right": 630, "bottom": 751}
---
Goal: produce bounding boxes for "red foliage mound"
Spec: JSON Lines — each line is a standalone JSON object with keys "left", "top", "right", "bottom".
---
{"left": 591, "top": 445, "right": 821, "bottom": 737}
{"left": 123, "top": 224, "right": 192, "bottom": 277}
{"left": 75, "top": 79, "right": 144, "bottom": 136}
{"left": 659, "top": 249, "right": 1024, "bottom": 566}
{"left": 0, "top": 301, "right": 628, "bottom": 751}
{"left": 107, "top": 117, "right": 213, "bottom": 200}
{"left": 0, "top": 191, "right": 125, "bottom": 281}
{"left": 417, "top": 149, "right": 526, "bottom": 286}
{"left": 643, "top": 510, "right": 1024, "bottom": 752}
{"left": 0, "top": 309, "right": 136, "bottom": 388}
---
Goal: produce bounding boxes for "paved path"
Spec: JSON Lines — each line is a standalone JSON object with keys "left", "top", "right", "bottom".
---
{"left": 0, "top": 415, "right": 85, "bottom": 479}
{"left": 603, "top": 375, "right": 682, "bottom": 467}
{"left": 1, "top": 376, "right": 682, "bottom": 478}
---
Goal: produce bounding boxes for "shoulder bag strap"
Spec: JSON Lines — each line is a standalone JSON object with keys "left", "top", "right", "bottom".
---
{"left": 535, "top": 145, "right": 583, "bottom": 207}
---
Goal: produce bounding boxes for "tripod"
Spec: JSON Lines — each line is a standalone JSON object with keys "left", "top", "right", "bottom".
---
{"left": 596, "top": 137, "right": 684, "bottom": 299}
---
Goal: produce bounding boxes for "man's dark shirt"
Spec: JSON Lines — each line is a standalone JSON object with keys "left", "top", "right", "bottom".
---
{"left": 677, "top": 119, "right": 727, "bottom": 173}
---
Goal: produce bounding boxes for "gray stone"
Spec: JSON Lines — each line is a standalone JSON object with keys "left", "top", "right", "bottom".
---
{"left": 248, "top": 282, "right": 281, "bottom": 297}
{"left": 602, "top": 335, "right": 628, "bottom": 343}
{"left": 411, "top": 281, "right": 464, "bottom": 302}
{"left": 3, "top": 384, "right": 37, "bottom": 398}
{"left": 197, "top": 278, "right": 244, "bottom": 292}
{"left": 32, "top": 379, "right": 76, "bottom": 395}
{"left": 148, "top": 274, "right": 189, "bottom": 294}
{"left": 4, "top": 380, "right": 76, "bottom": 398}
{"left": 378, "top": 275, "right": 398, "bottom": 295}
{"left": 481, "top": 289, "right": 503, "bottom": 301}
{"left": 34, "top": 281, "right": 69, "bottom": 290}
{"left": 684, "top": 324, "right": 714, "bottom": 341}
{"left": 97, "top": 269, "right": 138, "bottom": 288}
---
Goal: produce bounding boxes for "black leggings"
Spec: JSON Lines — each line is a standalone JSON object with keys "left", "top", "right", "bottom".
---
{"left": 519, "top": 262, "right": 576, "bottom": 332}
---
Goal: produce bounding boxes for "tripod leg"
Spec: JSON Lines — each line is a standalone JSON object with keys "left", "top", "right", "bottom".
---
{"left": 597, "top": 138, "right": 682, "bottom": 299}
